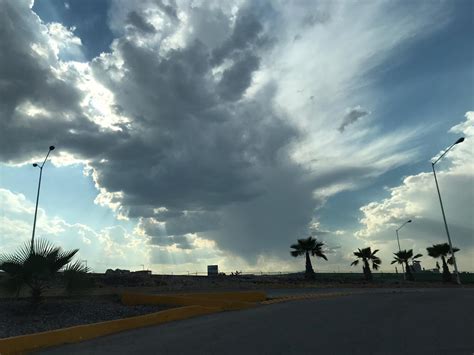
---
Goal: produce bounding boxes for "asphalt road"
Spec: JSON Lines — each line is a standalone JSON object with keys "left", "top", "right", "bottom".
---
{"left": 39, "top": 288, "right": 474, "bottom": 355}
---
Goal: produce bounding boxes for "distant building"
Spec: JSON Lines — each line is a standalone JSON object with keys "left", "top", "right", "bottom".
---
{"left": 208, "top": 265, "right": 218, "bottom": 276}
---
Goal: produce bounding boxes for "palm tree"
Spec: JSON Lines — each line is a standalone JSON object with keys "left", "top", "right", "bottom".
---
{"left": 391, "top": 249, "right": 422, "bottom": 281}
{"left": 350, "top": 247, "right": 381, "bottom": 281}
{"left": 290, "top": 236, "right": 327, "bottom": 278}
{"left": 426, "top": 243, "right": 460, "bottom": 282}
{"left": 0, "top": 239, "right": 88, "bottom": 304}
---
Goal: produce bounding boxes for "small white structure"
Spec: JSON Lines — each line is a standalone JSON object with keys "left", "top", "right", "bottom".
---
{"left": 207, "top": 265, "right": 218, "bottom": 276}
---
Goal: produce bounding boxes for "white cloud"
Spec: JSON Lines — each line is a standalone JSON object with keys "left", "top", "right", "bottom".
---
{"left": 45, "top": 22, "right": 82, "bottom": 59}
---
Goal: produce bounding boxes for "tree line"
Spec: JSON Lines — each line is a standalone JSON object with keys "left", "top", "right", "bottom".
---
{"left": 290, "top": 236, "right": 460, "bottom": 282}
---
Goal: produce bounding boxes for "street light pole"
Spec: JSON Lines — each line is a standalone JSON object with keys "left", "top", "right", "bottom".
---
{"left": 31, "top": 146, "right": 55, "bottom": 252}
{"left": 396, "top": 229, "right": 401, "bottom": 252}
{"left": 431, "top": 137, "right": 464, "bottom": 285}
{"left": 395, "top": 219, "right": 412, "bottom": 278}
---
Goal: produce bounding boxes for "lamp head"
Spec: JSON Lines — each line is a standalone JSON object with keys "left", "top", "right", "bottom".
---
{"left": 49, "top": 146, "right": 55, "bottom": 151}
{"left": 455, "top": 137, "right": 464, "bottom": 145}
{"left": 33, "top": 163, "right": 38, "bottom": 167}
{"left": 407, "top": 219, "right": 412, "bottom": 223}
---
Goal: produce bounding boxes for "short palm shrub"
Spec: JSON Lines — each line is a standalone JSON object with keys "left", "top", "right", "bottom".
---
{"left": 0, "top": 239, "right": 89, "bottom": 304}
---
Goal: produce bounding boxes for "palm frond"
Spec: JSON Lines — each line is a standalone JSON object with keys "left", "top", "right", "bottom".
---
{"left": 290, "top": 243, "right": 302, "bottom": 250}
{"left": 291, "top": 250, "right": 303, "bottom": 257}
{"left": 63, "top": 260, "right": 89, "bottom": 274}
{"left": 2, "top": 241, "right": 31, "bottom": 264}
{"left": 351, "top": 260, "right": 359, "bottom": 266}
{"left": 372, "top": 257, "right": 381, "bottom": 265}
{"left": 313, "top": 250, "right": 328, "bottom": 260}
{"left": 33, "top": 239, "right": 60, "bottom": 256}
{"left": 53, "top": 249, "right": 79, "bottom": 271}
{"left": 63, "top": 261, "right": 90, "bottom": 293}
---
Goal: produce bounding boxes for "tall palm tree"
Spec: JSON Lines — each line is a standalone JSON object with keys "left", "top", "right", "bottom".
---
{"left": 0, "top": 239, "right": 88, "bottom": 304}
{"left": 350, "top": 247, "right": 381, "bottom": 281}
{"left": 426, "top": 243, "right": 460, "bottom": 282}
{"left": 290, "top": 236, "right": 327, "bottom": 278}
{"left": 391, "top": 249, "right": 422, "bottom": 281}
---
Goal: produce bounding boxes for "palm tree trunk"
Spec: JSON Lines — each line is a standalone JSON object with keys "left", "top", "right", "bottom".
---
{"left": 405, "top": 261, "right": 414, "bottom": 281}
{"left": 363, "top": 259, "right": 372, "bottom": 281}
{"left": 305, "top": 251, "right": 314, "bottom": 277}
{"left": 441, "top": 256, "right": 451, "bottom": 282}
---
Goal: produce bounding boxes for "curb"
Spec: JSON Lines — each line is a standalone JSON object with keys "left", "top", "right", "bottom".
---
{"left": 175, "top": 291, "right": 267, "bottom": 303}
{"left": 0, "top": 305, "right": 219, "bottom": 355}
{"left": 261, "top": 291, "right": 354, "bottom": 304}
{"left": 122, "top": 291, "right": 266, "bottom": 310}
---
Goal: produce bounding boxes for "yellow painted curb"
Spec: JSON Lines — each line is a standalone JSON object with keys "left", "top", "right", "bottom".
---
{"left": 261, "top": 292, "right": 354, "bottom": 304}
{"left": 173, "top": 291, "right": 267, "bottom": 303}
{"left": 121, "top": 291, "right": 266, "bottom": 310}
{"left": 0, "top": 305, "right": 219, "bottom": 355}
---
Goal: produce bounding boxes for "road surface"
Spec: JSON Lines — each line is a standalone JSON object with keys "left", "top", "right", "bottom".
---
{"left": 38, "top": 288, "right": 474, "bottom": 355}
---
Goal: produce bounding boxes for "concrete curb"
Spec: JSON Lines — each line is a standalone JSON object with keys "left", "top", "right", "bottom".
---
{"left": 0, "top": 305, "right": 219, "bottom": 355}
{"left": 261, "top": 291, "right": 355, "bottom": 304}
{"left": 122, "top": 291, "right": 266, "bottom": 310}
{"left": 175, "top": 291, "right": 267, "bottom": 302}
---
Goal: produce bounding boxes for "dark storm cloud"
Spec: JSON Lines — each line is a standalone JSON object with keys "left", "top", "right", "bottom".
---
{"left": 0, "top": 0, "right": 346, "bottom": 261}
{"left": 211, "top": 2, "right": 275, "bottom": 66}
{"left": 338, "top": 106, "right": 370, "bottom": 132}
{"left": 186, "top": 5, "right": 230, "bottom": 49}
{"left": 88, "top": 2, "right": 325, "bottom": 258}
{"left": 151, "top": 235, "right": 193, "bottom": 250}
{"left": 218, "top": 53, "right": 260, "bottom": 101}
{"left": 155, "top": 0, "right": 179, "bottom": 21}
{"left": 88, "top": 2, "right": 294, "bottom": 217}
{"left": 126, "top": 11, "right": 156, "bottom": 33}
{"left": 301, "top": 12, "right": 331, "bottom": 27}
{"left": 0, "top": 0, "right": 116, "bottom": 163}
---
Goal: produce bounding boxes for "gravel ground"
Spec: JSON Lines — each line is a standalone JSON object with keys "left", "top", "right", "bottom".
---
{"left": 0, "top": 296, "right": 172, "bottom": 339}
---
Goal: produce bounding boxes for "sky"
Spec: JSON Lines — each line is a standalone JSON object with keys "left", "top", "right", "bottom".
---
{"left": 0, "top": 0, "right": 473, "bottom": 274}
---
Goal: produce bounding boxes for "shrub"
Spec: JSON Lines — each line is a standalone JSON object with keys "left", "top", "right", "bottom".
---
{"left": 0, "top": 239, "right": 89, "bottom": 304}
